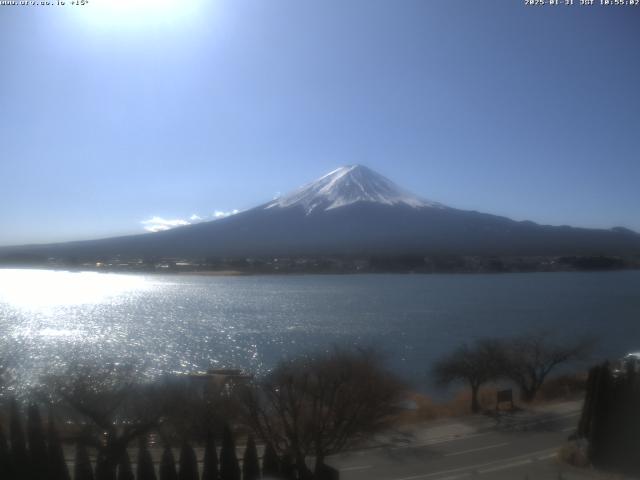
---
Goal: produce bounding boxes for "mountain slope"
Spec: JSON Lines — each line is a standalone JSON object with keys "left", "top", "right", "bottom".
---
{"left": 264, "top": 165, "right": 444, "bottom": 213}
{"left": 1, "top": 165, "right": 639, "bottom": 260}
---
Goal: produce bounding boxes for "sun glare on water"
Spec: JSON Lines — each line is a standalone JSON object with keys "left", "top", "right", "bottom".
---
{"left": 0, "top": 269, "right": 151, "bottom": 309}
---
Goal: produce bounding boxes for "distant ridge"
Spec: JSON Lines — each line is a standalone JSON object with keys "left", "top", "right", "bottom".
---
{"left": 1, "top": 165, "right": 639, "bottom": 261}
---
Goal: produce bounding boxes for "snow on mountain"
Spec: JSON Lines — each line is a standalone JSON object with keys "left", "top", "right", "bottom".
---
{"left": 265, "top": 165, "right": 445, "bottom": 214}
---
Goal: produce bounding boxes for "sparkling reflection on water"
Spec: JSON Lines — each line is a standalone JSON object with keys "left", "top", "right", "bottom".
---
{"left": 1, "top": 268, "right": 640, "bottom": 393}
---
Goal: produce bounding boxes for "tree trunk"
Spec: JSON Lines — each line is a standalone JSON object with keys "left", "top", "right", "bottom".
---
{"left": 296, "top": 453, "right": 314, "bottom": 480}
{"left": 471, "top": 384, "right": 481, "bottom": 414}
{"left": 313, "top": 454, "right": 325, "bottom": 477}
{"left": 520, "top": 386, "right": 536, "bottom": 403}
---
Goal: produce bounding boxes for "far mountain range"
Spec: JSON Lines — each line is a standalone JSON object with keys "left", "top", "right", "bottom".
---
{"left": 2, "top": 165, "right": 639, "bottom": 267}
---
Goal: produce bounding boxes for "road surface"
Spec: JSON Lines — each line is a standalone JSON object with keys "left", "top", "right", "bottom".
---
{"left": 327, "top": 401, "right": 599, "bottom": 480}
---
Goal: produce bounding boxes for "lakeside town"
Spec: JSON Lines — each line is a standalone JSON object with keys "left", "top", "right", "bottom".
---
{"left": 1, "top": 253, "right": 639, "bottom": 275}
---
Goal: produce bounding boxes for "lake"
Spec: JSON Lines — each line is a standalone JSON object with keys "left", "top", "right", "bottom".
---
{"left": 0, "top": 268, "right": 638, "bottom": 393}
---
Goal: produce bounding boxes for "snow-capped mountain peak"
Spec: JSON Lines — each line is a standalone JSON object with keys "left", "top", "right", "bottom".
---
{"left": 265, "top": 165, "right": 445, "bottom": 214}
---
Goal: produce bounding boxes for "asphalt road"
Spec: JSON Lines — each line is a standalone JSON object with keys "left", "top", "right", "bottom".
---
{"left": 327, "top": 402, "right": 592, "bottom": 480}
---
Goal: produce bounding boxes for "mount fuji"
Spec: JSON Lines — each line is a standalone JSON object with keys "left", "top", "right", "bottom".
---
{"left": 2, "top": 165, "right": 639, "bottom": 261}
{"left": 264, "top": 165, "right": 444, "bottom": 213}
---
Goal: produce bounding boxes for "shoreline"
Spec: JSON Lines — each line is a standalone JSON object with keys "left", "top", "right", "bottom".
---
{"left": 0, "top": 263, "right": 639, "bottom": 277}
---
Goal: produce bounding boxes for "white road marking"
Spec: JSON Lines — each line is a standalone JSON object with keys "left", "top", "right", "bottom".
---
{"left": 434, "top": 474, "right": 471, "bottom": 480}
{"left": 388, "top": 432, "right": 492, "bottom": 451}
{"left": 341, "top": 465, "right": 373, "bottom": 471}
{"left": 444, "top": 442, "right": 509, "bottom": 457}
{"left": 478, "top": 458, "right": 532, "bottom": 473}
{"left": 537, "top": 453, "right": 557, "bottom": 461}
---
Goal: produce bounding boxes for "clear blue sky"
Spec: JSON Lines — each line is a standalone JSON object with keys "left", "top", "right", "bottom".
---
{"left": 1, "top": 0, "right": 639, "bottom": 245}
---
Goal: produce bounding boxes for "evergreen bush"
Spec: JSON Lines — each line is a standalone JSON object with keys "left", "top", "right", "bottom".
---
{"left": 220, "top": 425, "right": 240, "bottom": 480}
{"left": 47, "top": 414, "right": 71, "bottom": 480}
{"left": 242, "top": 435, "right": 260, "bottom": 480}
{"left": 10, "top": 399, "right": 28, "bottom": 479}
{"left": 160, "top": 446, "right": 178, "bottom": 480}
{"left": 136, "top": 441, "right": 157, "bottom": 480}
{"left": 579, "top": 361, "right": 640, "bottom": 474}
{"left": 27, "top": 404, "right": 48, "bottom": 480}
{"left": 261, "top": 443, "right": 279, "bottom": 478}
{"left": 201, "top": 433, "right": 219, "bottom": 480}
{"left": 0, "top": 424, "right": 12, "bottom": 480}
{"left": 117, "top": 450, "right": 135, "bottom": 480}
{"left": 178, "top": 443, "right": 199, "bottom": 480}
{"left": 74, "top": 443, "right": 95, "bottom": 480}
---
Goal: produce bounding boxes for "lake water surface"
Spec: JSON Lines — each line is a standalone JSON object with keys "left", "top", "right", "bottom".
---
{"left": 0, "top": 268, "right": 638, "bottom": 392}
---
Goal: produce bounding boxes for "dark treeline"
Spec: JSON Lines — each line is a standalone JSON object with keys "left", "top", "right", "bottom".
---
{"left": 578, "top": 361, "right": 640, "bottom": 475}
{"left": 0, "top": 400, "right": 302, "bottom": 480}
{"left": 0, "top": 400, "right": 70, "bottom": 480}
{"left": 0, "top": 348, "right": 399, "bottom": 480}
{"left": 2, "top": 253, "right": 639, "bottom": 275}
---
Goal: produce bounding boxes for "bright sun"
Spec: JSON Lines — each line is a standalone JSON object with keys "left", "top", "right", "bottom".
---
{"left": 73, "top": 0, "right": 203, "bottom": 30}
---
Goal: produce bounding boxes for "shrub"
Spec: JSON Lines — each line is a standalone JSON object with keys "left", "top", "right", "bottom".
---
{"left": 178, "top": 443, "right": 199, "bottom": 480}
{"left": 136, "top": 441, "right": 157, "bottom": 480}
{"left": 159, "top": 447, "right": 178, "bottom": 480}
{"left": 117, "top": 450, "right": 134, "bottom": 480}
{"left": 74, "top": 443, "right": 95, "bottom": 480}
{"left": 201, "top": 434, "right": 219, "bottom": 480}
{"left": 220, "top": 425, "right": 240, "bottom": 480}
{"left": 242, "top": 435, "right": 260, "bottom": 480}
{"left": 261, "top": 443, "right": 279, "bottom": 478}
{"left": 47, "top": 415, "right": 71, "bottom": 480}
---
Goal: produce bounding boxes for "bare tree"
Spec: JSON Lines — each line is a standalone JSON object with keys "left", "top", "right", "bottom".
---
{"left": 154, "top": 374, "right": 229, "bottom": 444}
{"left": 502, "top": 332, "right": 593, "bottom": 402}
{"left": 241, "top": 348, "right": 405, "bottom": 479}
{"left": 432, "top": 339, "right": 505, "bottom": 413}
{"left": 48, "top": 363, "right": 167, "bottom": 477}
